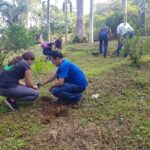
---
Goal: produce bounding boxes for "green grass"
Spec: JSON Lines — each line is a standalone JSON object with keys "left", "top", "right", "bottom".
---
{"left": 0, "top": 41, "right": 150, "bottom": 150}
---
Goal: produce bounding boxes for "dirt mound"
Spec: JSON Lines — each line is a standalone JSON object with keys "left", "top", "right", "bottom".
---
{"left": 40, "top": 99, "right": 69, "bottom": 124}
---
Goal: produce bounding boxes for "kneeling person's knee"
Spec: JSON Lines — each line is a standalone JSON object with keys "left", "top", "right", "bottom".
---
{"left": 51, "top": 88, "right": 59, "bottom": 96}
{"left": 32, "top": 90, "right": 39, "bottom": 101}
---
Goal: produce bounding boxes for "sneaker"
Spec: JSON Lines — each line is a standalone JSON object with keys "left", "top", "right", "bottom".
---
{"left": 5, "top": 98, "right": 18, "bottom": 110}
{"left": 72, "top": 96, "right": 84, "bottom": 109}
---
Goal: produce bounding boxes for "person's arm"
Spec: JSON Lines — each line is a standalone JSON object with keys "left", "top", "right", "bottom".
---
{"left": 108, "top": 28, "right": 112, "bottom": 39}
{"left": 19, "top": 80, "right": 26, "bottom": 86}
{"left": 40, "top": 73, "right": 57, "bottom": 86}
{"left": 117, "top": 33, "right": 121, "bottom": 43}
{"left": 49, "top": 78, "right": 65, "bottom": 91}
{"left": 25, "top": 70, "right": 37, "bottom": 89}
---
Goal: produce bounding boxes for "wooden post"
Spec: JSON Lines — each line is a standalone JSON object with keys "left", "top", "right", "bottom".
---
{"left": 47, "top": 0, "right": 50, "bottom": 41}
{"left": 139, "top": 0, "right": 145, "bottom": 29}
{"left": 89, "top": 0, "right": 94, "bottom": 43}
{"left": 122, "top": 0, "right": 127, "bottom": 23}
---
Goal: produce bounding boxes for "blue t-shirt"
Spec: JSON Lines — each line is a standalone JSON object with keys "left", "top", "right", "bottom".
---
{"left": 56, "top": 59, "right": 88, "bottom": 88}
{"left": 0, "top": 60, "right": 30, "bottom": 88}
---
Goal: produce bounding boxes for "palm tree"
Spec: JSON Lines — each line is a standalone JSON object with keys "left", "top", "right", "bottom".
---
{"left": 76, "top": 0, "right": 84, "bottom": 40}
{"left": 63, "top": 0, "right": 72, "bottom": 43}
{"left": 0, "top": 0, "right": 27, "bottom": 25}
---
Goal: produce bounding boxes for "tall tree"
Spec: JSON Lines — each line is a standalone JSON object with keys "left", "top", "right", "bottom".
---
{"left": 0, "top": 0, "right": 27, "bottom": 25}
{"left": 122, "top": 0, "right": 127, "bottom": 23}
{"left": 139, "top": 0, "right": 145, "bottom": 29}
{"left": 89, "top": 0, "right": 94, "bottom": 43}
{"left": 47, "top": 0, "right": 50, "bottom": 41}
{"left": 76, "top": 0, "right": 84, "bottom": 39}
{"left": 63, "top": 0, "right": 72, "bottom": 43}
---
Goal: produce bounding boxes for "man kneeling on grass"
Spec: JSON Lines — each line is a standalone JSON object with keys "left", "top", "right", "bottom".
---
{"left": 38, "top": 50, "right": 88, "bottom": 108}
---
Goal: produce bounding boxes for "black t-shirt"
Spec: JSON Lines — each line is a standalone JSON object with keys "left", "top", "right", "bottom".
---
{"left": 0, "top": 60, "right": 30, "bottom": 88}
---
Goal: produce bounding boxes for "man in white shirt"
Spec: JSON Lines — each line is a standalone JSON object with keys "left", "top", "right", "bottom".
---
{"left": 113, "top": 22, "right": 134, "bottom": 56}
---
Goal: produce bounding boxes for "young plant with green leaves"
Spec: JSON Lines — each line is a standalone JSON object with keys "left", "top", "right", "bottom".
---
{"left": 123, "top": 36, "right": 144, "bottom": 66}
{"left": 0, "top": 23, "right": 35, "bottom": 67}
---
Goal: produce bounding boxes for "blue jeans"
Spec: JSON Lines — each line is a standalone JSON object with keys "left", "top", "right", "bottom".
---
{"left": 99, "top": 32, "right": 108, "bottom": 57}
{"left": 127, "top": 31, "right": 134, "bottom": 38}
{"left": 51, "top": 83, "right": 86, "bottom": 103}
{"left": 113, "top": 32, "right": 135, "bottom": 56}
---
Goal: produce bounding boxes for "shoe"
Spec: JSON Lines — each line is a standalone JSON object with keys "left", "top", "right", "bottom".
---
{"left": 72, "top": 96, "right": 84, "bottom": 109}
{"left": 5, "top": 98, "right": 18, "bottom": 110}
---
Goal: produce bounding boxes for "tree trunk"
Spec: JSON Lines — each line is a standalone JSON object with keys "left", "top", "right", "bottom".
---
{"left": 65, "top": 0, "right": 68, "bottom": 43}
{"left": 139, "top": 0, "right": 145, "bottom": 29}
{"left": 89, "top": 0, "right": 94, "bottom": 43}
{"left": 47, "top": 0, "right": 50, "bottom": 41}
{"left": 76, "top": 0, "right": 84, "bottom": 40}
{"left": 122, "top": 0, "right": 127, "bottom": 23}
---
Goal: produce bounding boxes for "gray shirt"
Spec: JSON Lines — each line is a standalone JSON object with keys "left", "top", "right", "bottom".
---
{"left": 0, "top": 60, "right": 30, "bottom": 88}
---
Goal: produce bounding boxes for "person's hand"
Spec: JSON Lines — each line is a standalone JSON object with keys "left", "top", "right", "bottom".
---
{"left": 37, "top": 83, "right": 42, "bottom": 89}
{"left": 33, "top": 85, "right": 38, "bottom": 90}
{"left": 49, "top": 85, "right": 54, "bottom": 92}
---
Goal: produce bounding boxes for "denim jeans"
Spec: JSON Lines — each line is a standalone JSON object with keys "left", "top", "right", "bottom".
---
{"left": 113, "top": 32, "right": 135, "bottom": 56}
{"left": 99, "top": 32, "right": 108, "bottom": 57}
{"left": 51, "top": 83, "right": 86, "bottom": 103}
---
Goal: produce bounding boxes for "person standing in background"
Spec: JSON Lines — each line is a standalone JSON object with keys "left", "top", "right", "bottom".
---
{"left": 112, "top": 22, "right": 134, "bottom": 56}
{"left": 98, "top": 25, "right": 111, "bottom": 58}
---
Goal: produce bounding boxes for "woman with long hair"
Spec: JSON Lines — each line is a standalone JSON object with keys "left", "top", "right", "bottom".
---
{"left": 0, "top": 51, "right": 39, "bottom": 110}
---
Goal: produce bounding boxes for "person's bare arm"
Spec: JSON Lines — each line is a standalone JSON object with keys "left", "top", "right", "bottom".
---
{"left": 25, "top": 70, "right": 37, "bottom": 89}
{"left": 117, "top": 33, "right": 121, "bottom": 43}
{"left": 19, "top": 80, "right": 26, "bottom": 86}
{"left": 49, "top": 78, "right": 65, "bottom": 91}
{"left": 41, "top": 73, "right": 57, "bottom": 86}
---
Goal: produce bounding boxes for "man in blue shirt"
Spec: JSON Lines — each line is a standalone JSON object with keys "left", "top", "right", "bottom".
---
{"left": 39, "top": 51, "right": 88, "bottom": 108}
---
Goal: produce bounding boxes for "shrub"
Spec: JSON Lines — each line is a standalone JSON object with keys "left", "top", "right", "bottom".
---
{"left": 123, "top": 36, "right": 144, "bottom": 66}
{"left": 0, "top": 23, "right": 35, "bottom": 67}
{"left": 72, "top": 36, "right": 81, "bottom": 43}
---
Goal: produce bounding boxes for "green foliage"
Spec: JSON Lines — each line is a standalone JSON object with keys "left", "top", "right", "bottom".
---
{"left": 0, "top": 0, "right": 27, "bottom": 25}
{"left": 123, "top": 36, "right": 144, "bottom": 66}
{"left": 0, "top": 23, "right": 35, "bottom": 67}
{"left": 94, "top": 0, "right": 140, "bottom": 38}
{"left": 41, "top": 5, "right": 76, "bottom": 40}
{"left": 142, "top": 39, "right": 150, "bottom": 54}
{"left": 32, "top": 58, "right": 54, "bottom": 76}
{"left": 4, "top": 23, "right": 35, "bottom": 50}
{"left": 72, "top": 36, "right": 81, "bottom": 43}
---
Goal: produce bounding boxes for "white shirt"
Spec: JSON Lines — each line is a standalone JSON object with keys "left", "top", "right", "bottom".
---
{"left": 125, "top": 23, "right": 134, "bottom": 32}
{"left": 117, "top": 23, "right": 134, "bottom": 36}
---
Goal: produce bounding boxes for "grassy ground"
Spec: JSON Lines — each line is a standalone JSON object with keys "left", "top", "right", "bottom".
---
{"left": 0, "top": 41, "right": 150, "bottom": 150}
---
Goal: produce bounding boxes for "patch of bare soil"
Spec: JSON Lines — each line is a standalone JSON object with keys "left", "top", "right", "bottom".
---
{"left": 27, "top": 119, "right": 136, "bottom": 150}
{"left": 39, "top": 96, "right": 69, "bottom": 125}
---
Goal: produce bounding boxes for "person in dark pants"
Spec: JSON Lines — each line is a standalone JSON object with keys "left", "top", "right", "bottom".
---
{"left": 98, "top": 26, "right": 111, "bottom": 57}
{"left": 0, "top": 52, "right": 39, "bottom": 110}
{"left": 112, "top": 22, "right": 134, "bottom": 57}
{"left": 41, "top": 42, "right": 55, "bottom": 60}
{"left": 38, "top": 51, "right": 88, "bottom": 108}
